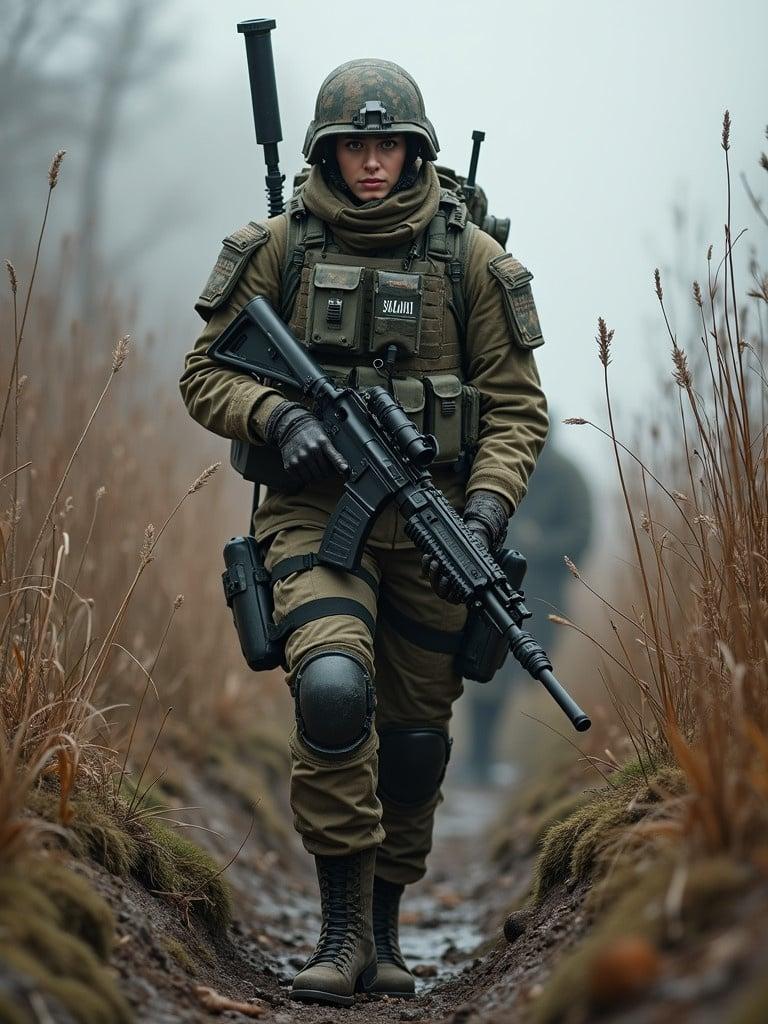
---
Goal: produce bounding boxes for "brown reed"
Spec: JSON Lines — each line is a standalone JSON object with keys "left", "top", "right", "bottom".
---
{"left": 565, "top": 114, "right": 768, "bottom": 859}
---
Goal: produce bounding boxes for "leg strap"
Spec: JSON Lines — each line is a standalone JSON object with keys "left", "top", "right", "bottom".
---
{"left": 269, "top": 598, "right": 376, "bottom": 642}
{"left": 268, "top": 551, "right": 378, "bottom": 643}
{"left": 378, "top": 591, "right": 463, "bottom": 654}
{"left": 271, "top": 553, "right": 379, "bottom": 596}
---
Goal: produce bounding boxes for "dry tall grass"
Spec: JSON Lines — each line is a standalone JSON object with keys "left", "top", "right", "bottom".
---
{"left": 562, "top": 113, "right": 768, "bottom": 859}
{"left": 0, "top": 152, "right": 288, "bottom": 860}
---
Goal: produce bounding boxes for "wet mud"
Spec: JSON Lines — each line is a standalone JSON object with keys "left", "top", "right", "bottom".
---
{"left": 77, "top": 761, "right": 768, "bottom": 1024}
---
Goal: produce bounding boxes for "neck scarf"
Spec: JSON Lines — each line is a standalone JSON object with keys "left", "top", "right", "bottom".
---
{"left": 300, "top": 161, "right": 440, "bottom": 253}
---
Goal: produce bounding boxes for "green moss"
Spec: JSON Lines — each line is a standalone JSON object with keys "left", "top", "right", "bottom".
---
{"left": 28, "top": 789, "right": 139, "bottom": 877}
{"left": 28, "top": 860, "right": 115, "bottom": 960}
{"left": 533, "top": 793, "right": 619, "bottom": 900}
{"left": 136, "top": 818, "right": 232, "bottom": 934}
{"left": 609, "top": 756, "right": 655, "bottom": 786}
{"left": 162, "top": 936, "right": 196, "bottom": 972}
{"left": 529, "top": 789, "right": 596, "bottom": 849}
{"left": 28, "top": 784, "right": 232, "bottom": 936}
{"left": 532, "top": 766, "right": 687, "bottom": 902}
{"left": 0, "top": 860, "right": 131, "bottom": 1024}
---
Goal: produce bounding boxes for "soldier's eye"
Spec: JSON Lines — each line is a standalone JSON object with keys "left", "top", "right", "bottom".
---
{"left": 380, "top": 139, "right": 397, "bottom": 150}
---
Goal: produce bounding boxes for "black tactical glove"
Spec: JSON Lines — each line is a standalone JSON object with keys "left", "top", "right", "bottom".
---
{"left": 263, "top": 401, "right": 348, "bottom": 485}
{"left": 422, "top": 489, "right": 511, "bottom": 603}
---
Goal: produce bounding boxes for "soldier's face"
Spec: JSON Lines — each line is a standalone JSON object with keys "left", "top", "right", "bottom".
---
{"left": 335, "top": 134, "right": 407, "bottom": 201}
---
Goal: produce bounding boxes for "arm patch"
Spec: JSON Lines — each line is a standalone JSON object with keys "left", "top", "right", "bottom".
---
{"left": 194, "top": 221, "right": 270, "bottom": 322}
{"left": 488, "top": 253, "right": 544, "bottom": 349}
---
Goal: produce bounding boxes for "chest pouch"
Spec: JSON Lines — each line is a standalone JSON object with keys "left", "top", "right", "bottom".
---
{"left": 424, "top": 373, "right": 463, "bottom": 463}
{"left": 306, "top": 264, "right": 365, "bottom": 353}
{"left": 351, "top": 366, "right": 427, "bottom": 434}
{"left": 370, "top": 270, "right": 423, "bottom": 356}
{"left": 392, "top": 376, "right": 426, "bottom": 434}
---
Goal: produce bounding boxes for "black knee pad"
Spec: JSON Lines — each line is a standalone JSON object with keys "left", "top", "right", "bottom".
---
{"left": 294, "top": 650, "right": 374, "bottom": 757}
{"left": 378, "top": 727, "right": 452, "bottom": 806}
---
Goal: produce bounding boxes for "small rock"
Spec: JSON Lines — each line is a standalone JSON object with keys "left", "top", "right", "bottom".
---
{"left": 503, "top": 910, "right": 529, "bottom": 943}
{"left": 412, "top": 963, "right": 438, "bottom": 978}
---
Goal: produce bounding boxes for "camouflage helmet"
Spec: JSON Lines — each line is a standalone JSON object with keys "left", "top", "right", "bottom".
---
{"left": 303, "top": 58, "right": 439, "bottom": 164}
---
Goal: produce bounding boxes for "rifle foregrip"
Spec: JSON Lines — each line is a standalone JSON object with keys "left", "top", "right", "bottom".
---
{"left": 404, "top": 515, "right": 475, "bottom": 603}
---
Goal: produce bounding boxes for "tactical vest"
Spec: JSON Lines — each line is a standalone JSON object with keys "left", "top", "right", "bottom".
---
{"left": 277, "top": 188, "right": 480, "bottom": 467}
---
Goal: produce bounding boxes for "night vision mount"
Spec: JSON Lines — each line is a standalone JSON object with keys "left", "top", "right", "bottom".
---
{"left": 352, "top": 100, "right": 395, "bottom": 130}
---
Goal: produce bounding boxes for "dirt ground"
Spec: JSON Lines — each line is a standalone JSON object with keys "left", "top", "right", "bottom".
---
{"left": 62, "top": 756, "right": 768, "bottom": 1024}
{"left": 83, "top": 762, "right": 583, "bottom": 1024}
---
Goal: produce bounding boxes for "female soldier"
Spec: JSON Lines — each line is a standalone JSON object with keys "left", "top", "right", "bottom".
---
{"left": 180, "top": 59, "right": 548, "bottom": 1007}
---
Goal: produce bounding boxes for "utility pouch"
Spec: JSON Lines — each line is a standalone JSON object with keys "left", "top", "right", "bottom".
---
{"left": 457, "top": 548, "right": 527, "bottom": 682}
{"left": 306, "top": 264, "right": 365, "bottom": 352}
{"left": 424, "top": 373, "right": 463, "bottom": 463}
{"left": 370, "top": 270, "right": 422, "bottom": 355}
{"left": 391, "top": 377, "right": 426, "bottom": 433}
{"left": 350, "top": 364, "right": 383, "bottom": 391}
{"left": 350, "top": 365, "right": 428, "bottom": 439}
{"left": 221, "top": 536, "right": 282, "bottom": 671}
{"left": 230, "top": 439, "right": 299, "bottom": 494}
{"left": 461, "top": 384, "right": 481, "bottom": 453}
{"left": 350, "top": 367, "right": 426, "bottom": 432}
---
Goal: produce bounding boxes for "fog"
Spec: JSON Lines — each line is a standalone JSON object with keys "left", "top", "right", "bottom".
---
{"left": 5, "top": 0, "right": 768, "bottom": 485}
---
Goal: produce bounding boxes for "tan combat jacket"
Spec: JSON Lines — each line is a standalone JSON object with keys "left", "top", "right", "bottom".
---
{"left": 180, "top": 166, "right": 548, "bottom": 545}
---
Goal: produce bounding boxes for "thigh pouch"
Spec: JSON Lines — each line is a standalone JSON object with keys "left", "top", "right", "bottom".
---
{"left": 221, "top": 536, "right": 378, "bottom": 672}
{"left": 378, "top": 548, "right": 527, "bottom": 683}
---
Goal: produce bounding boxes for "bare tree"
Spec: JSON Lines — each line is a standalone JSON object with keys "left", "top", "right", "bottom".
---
{"left": 76, "top": 0, "right": 180, "bottom": 316}
{"left": 1, "top": 0, "right": 181, "bottom": 315}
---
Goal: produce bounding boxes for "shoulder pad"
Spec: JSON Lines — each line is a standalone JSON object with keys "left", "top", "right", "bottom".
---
{"left": 195, "top": 221, "right": 270, "bottom": 322}
{"left": 488, "top": 253, "right": 544, "bottom": 350}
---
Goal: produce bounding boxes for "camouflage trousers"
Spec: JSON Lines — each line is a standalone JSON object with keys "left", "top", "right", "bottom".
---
{"left": 263, "top": 522, "right": 467, "bottom": 886}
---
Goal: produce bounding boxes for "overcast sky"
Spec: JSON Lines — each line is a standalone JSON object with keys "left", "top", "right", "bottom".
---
{"left": 40, "top": 0, "right": 768, "bottom": 484}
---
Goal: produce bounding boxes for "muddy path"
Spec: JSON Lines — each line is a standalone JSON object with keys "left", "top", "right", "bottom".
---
{"left": 238, "top": 783, "right": 525, "bottom": 1022}
{"left": 100, "top": 762, "right": 565, "bottom": 1024}
{"left": 99, "top": 735, "right": 614, "bottom": 1024}
{"left": 86, "top": 750, "right": 768, "bottom": 1024}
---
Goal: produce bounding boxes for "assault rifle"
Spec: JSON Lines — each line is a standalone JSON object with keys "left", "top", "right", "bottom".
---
{"left": 207, "top": 297, "right": 590, "bottom": 732}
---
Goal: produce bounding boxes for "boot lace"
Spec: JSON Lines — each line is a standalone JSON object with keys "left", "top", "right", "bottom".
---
{"left": 306, "top": 857, "right": 361, "bottom": 971}
{"left": 372, "top": 878, "right": 408, "bottom": 969}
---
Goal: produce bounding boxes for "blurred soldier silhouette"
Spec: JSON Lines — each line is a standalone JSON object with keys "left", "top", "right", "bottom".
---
{"left": 464, "top": 418, "right": 592, "bottom": 784}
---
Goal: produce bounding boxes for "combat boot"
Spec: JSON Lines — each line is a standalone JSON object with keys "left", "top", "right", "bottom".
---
{"left": 291, "top": 848, "right": 377, "bottom": 1006}
{"left": 369, "top": 875, "right": 416, "bottom": 997}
